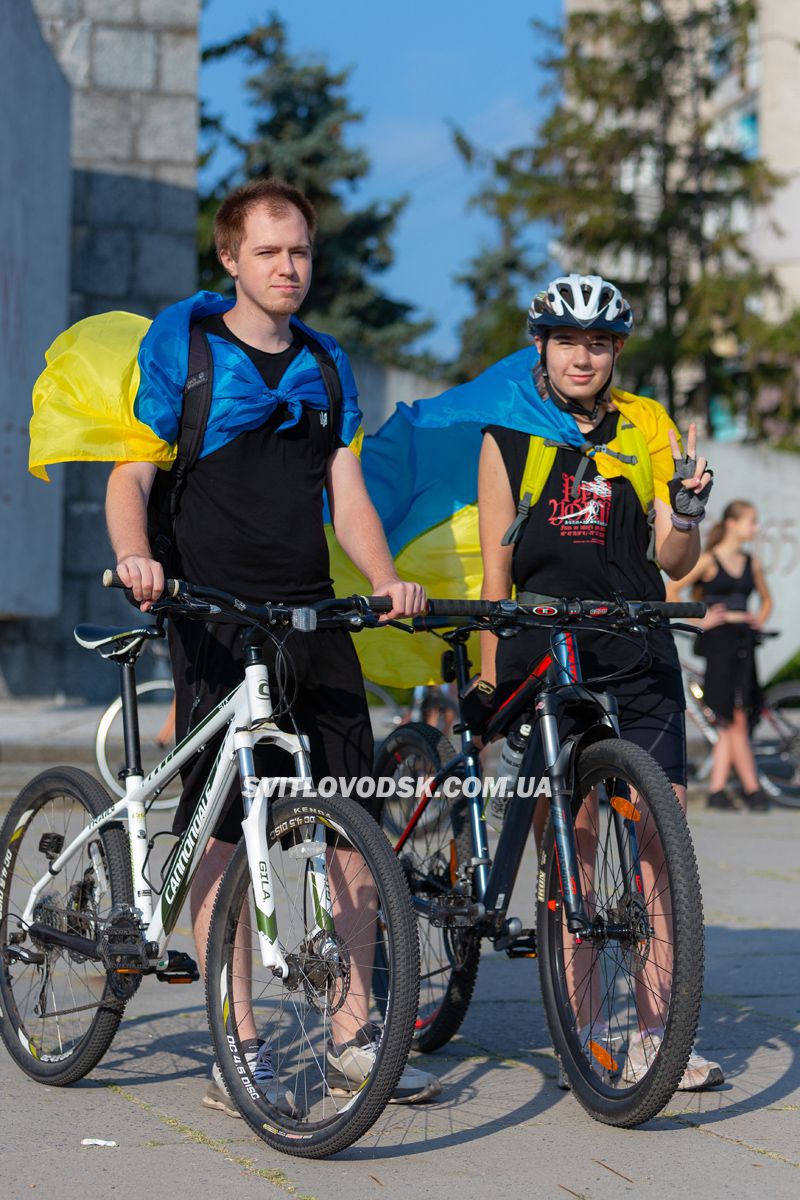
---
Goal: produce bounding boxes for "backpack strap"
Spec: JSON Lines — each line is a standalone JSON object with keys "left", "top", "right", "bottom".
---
{"left": 292, "top": 325, "right": 343, "bottom": 455}
{"left": 169, "top": 323, "right": 214, "bottom": 521}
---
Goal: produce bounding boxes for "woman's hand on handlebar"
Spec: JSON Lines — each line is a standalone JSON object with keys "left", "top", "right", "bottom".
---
{"left": 370, "top": 577, "right": 427, "bottom": 622}
{"left": 115, "top": 555, "right": 165, "bottom": 612}
{"left": 699, "top": 602, "right": 727, "bottom": 632}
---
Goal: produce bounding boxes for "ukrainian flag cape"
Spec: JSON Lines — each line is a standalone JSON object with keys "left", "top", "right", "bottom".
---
{"left": 326, "top": 347, "right": 589, "bottom": 686}
{"left": 29, "top": 291, "right": 363, "bottom": 481}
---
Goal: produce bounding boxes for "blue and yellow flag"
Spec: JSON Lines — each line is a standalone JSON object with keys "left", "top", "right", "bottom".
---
{"left": 326, "top": 348, "right": 590, "bottom": 686}
{"left": 29, "top": 291, "right": 363, "bottom": 481}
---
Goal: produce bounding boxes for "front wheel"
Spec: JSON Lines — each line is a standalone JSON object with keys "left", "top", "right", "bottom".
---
{"left": 205, "top": 793, "right": 419, "bottom": 1159}
{"left": 537, "top": 740, "right": 704, "bottom": 1127}
{"left": 0, "top": 768, "right": 133, "bottom": 1085}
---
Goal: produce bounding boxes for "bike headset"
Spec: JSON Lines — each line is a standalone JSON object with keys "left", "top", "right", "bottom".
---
{"left": 527, "top": 274, "right": 634, "bottom": 421}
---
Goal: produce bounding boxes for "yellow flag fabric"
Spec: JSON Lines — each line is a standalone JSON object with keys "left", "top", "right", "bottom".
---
{"left": 29, "top": 312, "right": 175, "bottom": 482}
{"left": 326, "top": 501, "right": 483, "bottom": 688}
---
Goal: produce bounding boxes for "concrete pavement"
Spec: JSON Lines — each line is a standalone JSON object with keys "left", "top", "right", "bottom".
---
{"left": 0, "top": 700, "right": 798, "bottom": 1199}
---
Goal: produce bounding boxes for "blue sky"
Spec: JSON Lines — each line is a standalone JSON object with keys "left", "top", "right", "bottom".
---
{"left": 201, "top": 0, "right": 563, "bottom": 360}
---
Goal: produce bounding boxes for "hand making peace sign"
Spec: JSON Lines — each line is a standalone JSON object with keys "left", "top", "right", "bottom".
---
{"left": 667, "top": 422, "right": 714, "bottom": 524}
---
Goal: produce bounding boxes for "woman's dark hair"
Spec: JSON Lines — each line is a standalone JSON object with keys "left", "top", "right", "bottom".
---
{"left": 704, "top": 500, "right": 755, "bottom": 551}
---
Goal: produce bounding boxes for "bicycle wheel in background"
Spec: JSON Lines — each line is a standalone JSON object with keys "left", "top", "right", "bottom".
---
{"left": 362, "top": 678, "right": 403, "bottom": 739}
{"left": 95, "top": 680, "right": 177, "bottom": 800}
{"left": 205, "top": 792, "right": 419, "bottom": 1159}
{"left": 0, "top": 768, "right": 134, "bottom": 1085}
{"left": 374, "top": 723, "right": 481, "bottom": 1053}
{"left": 752, "top": 682, "right": 800, "bottom": 807}
{"left": 538, "top": 740, "right": 704, "bottom": 1127}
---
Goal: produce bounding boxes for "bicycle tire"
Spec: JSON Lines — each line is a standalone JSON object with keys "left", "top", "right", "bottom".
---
{"left": 0, "top": 768, "right": 134, "bottom": 1085}
{"left": 95, "top": 679, "right": 178, "bottom": 803}
{"left": 537, "top": 740, "right": 704, "bottom": 1127}
{"left": 375, "top": 723, "right": 481, "bottom": 1053}
{"left": 205, "top": 792, "right": 419, "bottom": 1159}
{"left": 753, "top": 682, "right": 800, "bottom": 807}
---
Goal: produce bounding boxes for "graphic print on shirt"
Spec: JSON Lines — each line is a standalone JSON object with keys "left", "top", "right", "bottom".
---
{"left": 548, "top": 472, "right": 612, "bottom": 545}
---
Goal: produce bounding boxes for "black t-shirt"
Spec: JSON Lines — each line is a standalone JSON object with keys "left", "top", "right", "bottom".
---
{"left": 485, "top": 412, "right": 665, "bottom": 602}
{"left": 485, "top": 414, "right": 680, "bottom": 686}
{"left": 173, "top": 314, "right": 345, "bottom": 605}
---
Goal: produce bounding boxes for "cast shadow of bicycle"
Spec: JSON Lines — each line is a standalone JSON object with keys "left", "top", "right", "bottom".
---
{"left": 80, "top": 923, "right": 799, "bottom": 1158}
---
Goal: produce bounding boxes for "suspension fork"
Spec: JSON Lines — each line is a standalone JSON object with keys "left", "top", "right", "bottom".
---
{"left": 540, "top": 629, "right": 591, "bottom": 935}
{"left": 452, "top": 636, "right": 491, "bottom": 898}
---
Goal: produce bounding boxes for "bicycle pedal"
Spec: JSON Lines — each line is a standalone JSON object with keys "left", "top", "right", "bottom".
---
{"left": 506, "top": 931, "right": 538, "bottom": 958}
{"left": 155, "top": 950, "right": 200, "bottom": 984}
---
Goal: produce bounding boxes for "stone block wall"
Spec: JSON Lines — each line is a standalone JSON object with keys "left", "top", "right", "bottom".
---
{"left": 0, "top": 2, "right": 200, "bottom": 700}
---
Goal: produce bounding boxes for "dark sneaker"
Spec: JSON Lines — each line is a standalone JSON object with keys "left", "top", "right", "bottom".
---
{"left": 622, "top": 1031, "right": 725, "bottom": 1091}
{"left": 741, "top": 789, "right": 770, "bottom": 812}
{"left": 202, "top": 1039, "right": 301, "bottom": 1119}
{"left": 326, "top": 1022, "right": 442, "bottom": 1104}
{"left": 707, "top": 790, "right": 736, "bottom": 810}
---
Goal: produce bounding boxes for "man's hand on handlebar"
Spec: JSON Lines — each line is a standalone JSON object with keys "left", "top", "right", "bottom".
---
{"left": 115, "top": 555, "right": 165, "bottom": 612}
{"left": 370, "top": 577, "right": 427, "bottom": 623}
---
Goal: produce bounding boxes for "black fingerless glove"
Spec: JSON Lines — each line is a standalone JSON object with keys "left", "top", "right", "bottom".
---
{"left": 460, "top": 676, "right": 497, "bottom": 735}
{"left": 668, "top": 456, "right": 713, "bottom": 526}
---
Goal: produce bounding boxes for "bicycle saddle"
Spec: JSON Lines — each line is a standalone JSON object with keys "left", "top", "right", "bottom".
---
{"left": 73, "top": 623, "right": 164, "bottom": 660}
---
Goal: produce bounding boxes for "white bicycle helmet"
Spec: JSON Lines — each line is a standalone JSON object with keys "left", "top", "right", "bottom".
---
{"left": 528, "top": 274, "right": 634, "bottom": 338}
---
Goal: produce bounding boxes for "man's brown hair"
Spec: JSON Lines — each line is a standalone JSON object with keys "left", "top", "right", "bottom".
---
{"left": 214, "top": 178, "right": 317, "bottom": 265}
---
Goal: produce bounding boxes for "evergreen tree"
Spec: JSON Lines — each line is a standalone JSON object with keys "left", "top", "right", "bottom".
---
{"left": 199, "top": 18, "right": 431, "bottom": 366}
{"left": 456, "top": 1, "right": 798, "bottom": 434}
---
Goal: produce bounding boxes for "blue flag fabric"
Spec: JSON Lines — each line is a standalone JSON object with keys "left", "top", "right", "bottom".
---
{"left": 136, "top": 291, "right": 363, "bottom": 456}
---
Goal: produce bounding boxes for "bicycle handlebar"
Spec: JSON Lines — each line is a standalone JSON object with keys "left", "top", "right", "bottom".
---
{"left": 424, "top": 597, "right": 706, "bottom": 621}
{"left": 102, "top": 570, "right": 393, "bottom": 627}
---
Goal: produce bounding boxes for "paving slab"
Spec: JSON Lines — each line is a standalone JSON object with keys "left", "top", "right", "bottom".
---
{"left": 0, "top": 701, "right": 798, "bottom": 1199}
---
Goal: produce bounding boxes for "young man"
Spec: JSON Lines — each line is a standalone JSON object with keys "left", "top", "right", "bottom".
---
{"left": 476, "top": 273, "right": 723, "bottom": 1091}
{"left": 106, "top": 179, "right": 441, "bottom": 1113}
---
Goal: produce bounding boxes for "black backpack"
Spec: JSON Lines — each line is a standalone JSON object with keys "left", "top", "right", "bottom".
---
{"left": 146, "top": 322, "right": 343, "bottom": 575}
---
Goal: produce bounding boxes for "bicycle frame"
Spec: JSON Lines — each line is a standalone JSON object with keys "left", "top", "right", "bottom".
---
{"left": 396, "top": 624, "right": 646, "bottom": 940}
{"left": 17, "top": 658, "right": 327, "bottom": 976}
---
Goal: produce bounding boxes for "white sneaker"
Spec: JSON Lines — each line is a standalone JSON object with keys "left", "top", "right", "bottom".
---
{"left": 326, "top": 1022, "right": 442, "bottom": 1104}
{"left": 202, "top": 1039, "right": 301, "bottom": 1118}
{"left": 622, "top": 1030, "right": 725, "bottom": 1091}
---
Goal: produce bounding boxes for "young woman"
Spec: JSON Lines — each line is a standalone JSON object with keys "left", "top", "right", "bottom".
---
{"left": 667, "top": 501, "right": 773, "bottom": 810}
{"left": 476, "top": 273, "right": 723, "bottom": 1091}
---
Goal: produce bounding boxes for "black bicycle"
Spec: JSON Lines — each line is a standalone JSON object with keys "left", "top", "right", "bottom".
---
{"left": 375, "top": 596, "right": 706, "bottom": 1128}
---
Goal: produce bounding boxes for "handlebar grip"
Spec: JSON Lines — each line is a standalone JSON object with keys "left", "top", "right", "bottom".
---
{"left": 643, "top": 601, "right": 706, "bottom": 619}
{"left": 102, "top": 569, "right": 180, "bottom": 598}
{"left": 367, "top": 596, "right": 393, "bottom": 614}
{"left": 426, "top": 598, "right": 494, "bottom": 617}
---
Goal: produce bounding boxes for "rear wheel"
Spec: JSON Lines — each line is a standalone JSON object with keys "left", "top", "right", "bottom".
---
{"left": 0, "top": 768, "right": 133, "bottom": 1084}
{"left": 753, "top": 682, "right": 800, "bottom": 807}
{"left": 375, "top": 723, "right": 481, "bottom": 1053}
{"left": 538, "top": 740, "right": 704, "bottom": 1127}
{"left": 205, "top": 792, "right": 419, "bottom": 1159}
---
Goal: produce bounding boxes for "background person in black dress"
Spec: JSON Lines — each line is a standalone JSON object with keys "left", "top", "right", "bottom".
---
{"left": 668, "top": 501, "right": 773, "bottom": 810}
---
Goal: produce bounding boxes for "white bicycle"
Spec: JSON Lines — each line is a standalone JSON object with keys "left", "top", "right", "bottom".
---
{"left": 0, "top": 574, "right": 419, "bottom": 1159}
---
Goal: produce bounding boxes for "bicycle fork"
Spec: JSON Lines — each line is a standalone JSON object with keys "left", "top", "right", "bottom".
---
{"left": 234, "top": 657, "right": 332, "bottom": 978}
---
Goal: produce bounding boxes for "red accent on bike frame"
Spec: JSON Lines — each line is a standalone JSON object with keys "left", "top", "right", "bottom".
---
{"left": 563, "top": 630, "right": 578, "bottom": 680}
{"left": 394, "top": 779, "right": 437, "bottom": 854}
{"left": 635, "top": 873, "right": 643, "bottom": 894}
{"left": 495, "top": 654, "right": 553, "bottom": 713}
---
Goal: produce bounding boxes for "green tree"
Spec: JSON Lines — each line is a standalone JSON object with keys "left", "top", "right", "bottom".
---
{"left": 457, "top": 1, "right": 799, "bottom": 435}
{"left": 199, "top": 18, "right": 432, "bottom": 366}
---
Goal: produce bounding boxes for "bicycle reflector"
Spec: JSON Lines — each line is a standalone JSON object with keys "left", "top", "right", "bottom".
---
{"left": 610, "top": 795, "right": 640, "bottom": 822}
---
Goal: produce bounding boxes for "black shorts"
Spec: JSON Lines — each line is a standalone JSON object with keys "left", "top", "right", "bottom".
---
{"left": 496, "top": 626, "right": 687, "bottom": 788}
{"left": 168, "top": 618, "right": 375, "bottom": 844}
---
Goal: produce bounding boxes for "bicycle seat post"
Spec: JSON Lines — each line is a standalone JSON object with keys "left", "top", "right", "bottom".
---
{"left": 118, "top": 656, "right": 143, "bottom": 783}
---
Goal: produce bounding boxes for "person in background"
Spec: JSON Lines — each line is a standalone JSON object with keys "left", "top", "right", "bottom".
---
{"left": 667, "top": 500, "right": 772, "bottom": 811}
